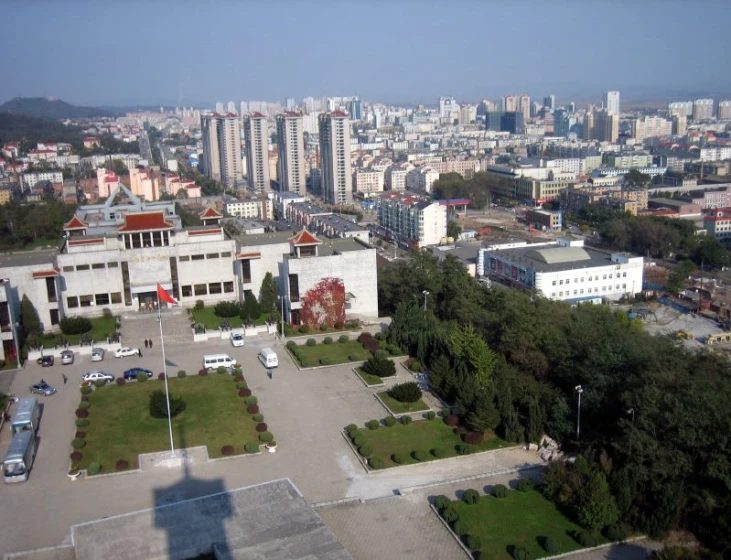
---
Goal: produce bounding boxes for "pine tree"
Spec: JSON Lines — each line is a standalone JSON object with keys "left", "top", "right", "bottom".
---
{"left": 258, "top": 272, "right": 278, "bottom": 316}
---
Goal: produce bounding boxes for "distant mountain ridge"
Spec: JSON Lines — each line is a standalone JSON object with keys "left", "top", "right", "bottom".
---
{"left": 0, "top": 97, "right": 116, "bottom": 119}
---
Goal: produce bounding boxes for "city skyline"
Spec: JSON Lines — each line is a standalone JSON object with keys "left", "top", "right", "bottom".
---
{"left": 2, "top": 0, "right": 731, "bottom": 107}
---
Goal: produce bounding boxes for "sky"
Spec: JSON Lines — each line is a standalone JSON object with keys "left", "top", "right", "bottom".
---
{"left": 2, "top": 0, "right": 731, "bottom": 108}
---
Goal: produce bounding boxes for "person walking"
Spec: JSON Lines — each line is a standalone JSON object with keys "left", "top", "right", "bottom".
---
{"left": 149, "top": 338, "right": 153, "bottom": 349}
{"left": 138, "top": 347, "right": 143, "bottom": 358}
{"left": 144, "top": 339, "right": 149, "bottom": 349}
{"left": 62, "top": 373, "right": 68, "bottom": 385}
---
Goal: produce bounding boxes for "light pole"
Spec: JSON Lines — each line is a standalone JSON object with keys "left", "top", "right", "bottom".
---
{"left": 422, "top": 290, "right": 430, "bottom": 312}
{"left": 627, "top": 407, "right": 635, "bottom": 425}
{"left": 574, "top": 385, "right": 584, "bottom": 441}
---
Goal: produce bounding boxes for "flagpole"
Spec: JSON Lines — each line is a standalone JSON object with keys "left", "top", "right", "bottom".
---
{"left": 157, "top": 289, "right": 175, "bottom": 456}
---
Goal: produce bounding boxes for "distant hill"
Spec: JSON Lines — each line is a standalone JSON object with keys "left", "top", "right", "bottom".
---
{"left": 0, "top": 97, "right": 116, "bottom": 119}
{"left": 0, "top": 112, "right": 83, "bottom": 144}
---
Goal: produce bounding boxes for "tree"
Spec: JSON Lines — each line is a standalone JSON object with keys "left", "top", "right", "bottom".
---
{"left": 464, "top": 389, "right": 500, "bottom": 432}
{"left": 258, "top": 272, "right": 278, "bottom": 316}
{"left": 666, "top": 260, "right": 695, "bottom": 294}
{"left": 625, "top": 169, "right": 652, "bottom": 188}
{"left": 20, "top": 295, "right": 41, "bottom": 340}
{"left": 576, "top": 471, "right": 620, "bottom": 532}
{"left": 110, "top": 159, "right": 128, "bottom": 176}
{"left": 447, "top": 220, "right": 462, "bottom": 240}
{"left": 240, "top": 290, "right": 261, "bottom": 322}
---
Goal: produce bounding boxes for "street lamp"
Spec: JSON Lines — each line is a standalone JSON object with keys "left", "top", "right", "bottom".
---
{"left": 574, "top": 385, "right": 584, "bottom": 441}
{"left": 627, "top": 407, "right": 635, "bottom": 425}
{"left": 422, "top": 290, "right": 430, "bottom": 312}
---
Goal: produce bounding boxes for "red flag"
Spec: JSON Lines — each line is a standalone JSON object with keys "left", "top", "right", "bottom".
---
{"left": 157, "top": 283, "right": 177, "bottom": 305}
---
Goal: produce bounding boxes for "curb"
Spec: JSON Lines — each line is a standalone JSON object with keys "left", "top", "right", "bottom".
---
{"left": 352, "top": 366, "right": 385, "bottom": 388}
{"left": 311, "top": 496, "right": 363, "bottom": 508}
{"left": 340, "top": 429, "right": 371, "bottom": 473}
{"left": 398, "top": 462, "right": 542, "bottom": 494}
{"left": 541, "top": 535, "right": 649, "bottom": 559}
{"left": 373, "top": 390, "right": 431, "bottom": 418}
{"left": 4, "top": 544, "right": 76, "bottom": 560}
{"left": 428, "top": 503, "right": 474, "bottom": 559}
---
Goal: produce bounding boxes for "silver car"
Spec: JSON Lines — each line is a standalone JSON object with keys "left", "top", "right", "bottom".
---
{"left": 91, "top": 348, "right": 105, "bottom": 362}
{"left": 29, "top": 381, "right": 57, "bottom": 396}
{"left": 61, "top": 350, "right": 74, "bottom": 365}
{"left": 82, "top": 371, "right": 114, "bottom": 384}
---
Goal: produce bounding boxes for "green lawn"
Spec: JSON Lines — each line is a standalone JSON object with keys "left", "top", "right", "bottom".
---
{"left": 377, "top": 391, "right": 429, "bottom": 414}
{"left": 74, "top": 375, "right": 262, "bottom": 473}
{"left": 0, "top": 237, "right": 62, "bottom": 252}
{"left": 354, "top": 419, "right": 512, "bottom": 468}
{"left": 289, "top": 340, "right": 371, "bottom": 367}
{"left": 41, "top": 315, "right": 118, "bottom": 346}
{"left": 191, "top": 308, "right": 272, "bottom": 329}
{"left": 449, "top": 489, "right": 606, "bottom": 558}
{"left": 355, "top": 367, "right": 384, "bottom": 386}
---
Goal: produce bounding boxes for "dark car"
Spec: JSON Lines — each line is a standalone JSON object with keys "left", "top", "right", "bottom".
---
{"left": 123, "top": 367, "right": 153, "bottom": 380}
{"left": 37, "top": 355, "right": 54, "bottom": 367}
{"left": 29, "top": 381, "right": 57, "bottom": 396}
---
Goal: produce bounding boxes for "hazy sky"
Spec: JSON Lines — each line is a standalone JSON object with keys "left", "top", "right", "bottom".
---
{"left": 2, "top": 0, "right": 730, "bottom": 107}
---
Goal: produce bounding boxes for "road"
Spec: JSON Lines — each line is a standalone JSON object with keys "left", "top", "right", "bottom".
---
{"left": 138, "top": 130, "right": 154, "bottom": 164}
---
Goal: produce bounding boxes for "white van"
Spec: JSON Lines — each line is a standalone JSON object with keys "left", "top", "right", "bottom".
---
{"left": 258, "top": 347, "right": 278, "bottom": 368}
{"left": 202, "top": 354, "right": 236, "bottom": 373}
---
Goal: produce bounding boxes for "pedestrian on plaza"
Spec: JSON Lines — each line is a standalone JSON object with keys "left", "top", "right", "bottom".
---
{"left": 149, "top": 338, "right": 153, "bottom": 349}
{"left": 62, "top": 373, "right": 68, "bottom": 385}
{"left": 144, "top": 339, "right": 149, "bottom": 349}
{"left": 138, "top": 348, "right": 143, "bottom": 358}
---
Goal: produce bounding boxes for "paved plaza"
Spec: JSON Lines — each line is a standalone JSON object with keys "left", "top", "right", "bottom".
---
{"left": 1, "top": 317, "right": 545, "bottom": 558}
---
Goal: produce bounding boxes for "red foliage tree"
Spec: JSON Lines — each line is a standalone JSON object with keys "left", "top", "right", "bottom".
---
{"left": 300, "top": 277, "right": 346, "bottom": 328}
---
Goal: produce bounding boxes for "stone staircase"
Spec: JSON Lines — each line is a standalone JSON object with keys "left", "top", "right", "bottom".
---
{"left": 119, "top": 308, "right": 193, "bottom": 348}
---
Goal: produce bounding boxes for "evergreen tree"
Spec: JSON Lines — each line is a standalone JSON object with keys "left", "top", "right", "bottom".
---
{"left": 239, "top": 290, "right": 261, "bottom": 323}
{"left": 577, "top": 471, "right": 620, "bottom": 532}
{"left": 20, "top": 294, "right": 41, "bottom": 340}
{"left": 465, "top": 389, "right": 500, "bottom": 432}
{"left": 258, "top": 272, "right": 278, "bottom": 316}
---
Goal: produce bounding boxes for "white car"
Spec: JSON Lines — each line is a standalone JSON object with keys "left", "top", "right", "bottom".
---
{"left": 114, "top": 347, "right": 140, "bottom": 358}
{"left": 230, "top": 333, "right": 244, "bottom": 348}
{"left": 82, "top": 371, "right": 115, "bottom": 384}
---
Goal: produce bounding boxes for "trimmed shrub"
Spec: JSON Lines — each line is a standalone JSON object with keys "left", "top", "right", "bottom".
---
{"left": 323, "top": 336, "right": 333, "bottom": 344}
{"left": 80, "top": 385, "right": 92, "bottom": 395}
{"left": 75, "top": 431, "right": 86, "bottom": 439}
{"left": 157, "top": 373, "right": 165, "bottom": 381}
{"left": 352, "top": 435, "right": 365, "bottom": 448}
{"left": 369, "top": 457, "right": 385, "bottom": 469}
{"left": 383, "top": 416, "right": 397, "bottom": 427}
{"left": 78, "top": 401, "right": 91, "bottom": 410}
{"left": 198, "top": 369, "right": 208, "bottom": 376}
{"left": 221, "top": 445, "right": 234, "bottom": 456}
{"left": 434, "top": 495, "right": 451, "bottom": 511}
{"left": 298, "top": 325, "right": 311, "bottom": 334}
{"left": 374, "top": 332, "right": 386, "bottom": 341}
{"left": 81, "top": 395, "right": 90, "bottom": 402}
{"left": 238, "top": 389, "right": 248, "bottom": 397}
{"left": 431, "top": 447, "right": 446, "bottom": 458}
{"left": 452, "top": 519, "right": 468, "bottom": 536}
{"left": 574, "top": 530, "right": 599, "bottom": 547}
{"left": 605, "top": 524, "right": 627, "bottom": 542}
{"left": 462, "top": 489, "right": 480, "bottom": 504}
{"left": 320, "top": 324, "right": 329, "bottom": 332}
{"left": 116, "top": 377, "right": 126, "bottom": 386}
{"left": 88, "top": 462, "right": 102, "bottom": 475}
{"left": 516, "top": 478, "right": 534, "bottom": 492}
{"left": 245, "top": 442, "right": 260, "bottom": 453}
{"left": 232, "top": 373, "right": 244, "bottom": 382}
{"left": 400, "top": 415, "right": 413, "bottom": 425}
{"left": 444, "top": 414, "right": 459, "bottom": 426}
{"left": 75, "top": 408, "right": 89, "bottom": 419}
{"left": 177, "top": 370, "right": 187, "bottom": 378}
{"left": 115, "top": 459, "right": 129, "bottom": 471}
{"left": 338, "top": 334, "right": 349, "bottom": 343}
{"left": 93, "top": 379, "right": 106, "bottom": 388}
{"left": 236, "top": 381, "right": 248, "bottom": 390}
{"left": 386, "top": 344, "right": 401, "bottom": 356}
{"left": 242, "top": 388, "right": 252, "bottom": 397}
{"left": 389, "top": 382, "right": 422, "bottom": 403}
{"left": 71, "top": 438, "right": 86, "bottom": 449}
{"left": 138, "top": 372, "right": 149, "bottom": 382}
{"left": 244, "top": 395, "right": 258, "bottom": 406}
{"left": 357, "top": 332, "right": 373, "bottom": 344}
{"left": 334, "top": 321, "right": 345, "bottom": 330}
{"left": 60, "top": 316, "right": 92, "bottom": 335}
{"left": 216, "top": 366, "right": 228, "bottom": 375}
{"left": 149, "top": 389, "right": 186, "bottom": 418}
{"left": 410, "top": 360, "right": 422, "bottom": 372}
{"left": 463, "top": 431, "right": 484, "bottom": 445}
{"left": 255, "top": 422, "right": 268, "bottom": 432}
{"left": 75, "top": 418, "right": 89, "bottom": 428}
{"left": 247, "top": 404, "right": 260, "bottom": 414}
{"left": 319, "top": 357, "right": 333, "bottom": 366}
{"left": 258, "top": 431, "right": 273, "bottom": 443}
{"left": 345, "top": 423, "right": 358, "bottom": 434}
{"left": 492, "top": 484, "right": 508, "bottom": 498}
{"left": 464, "top": 535, "right": 481, "bottom": 551}
{"left": 541, "top": 536, "right": 558, "bottom": 554}
{"left": 213, "top": 300, "right": 240, "bottom": 318}
{"left": 348, "top": 354, "right": 361, "bottom": 361}
{"left": 364, "top": 339, "right": 380, "bottom": 352}
{"left": 367, "top": 419, "right": 380, "bottom": 430}
{"left": 374, "top": 349, "right": 389, "bottom": 360}
{"left": 286, "top": 340, "right": 297, "bottom": 349}
{"left": 358, "top": 444, "right": 373, "bottom": 457}
{"left": 441, "top": 506, "right": 459, "bottom": 524}
{"left": 306, "top": 338, "right": 316, "bottom": 347}
{"left": 412, "top": 450, "right": 430, "bottom": 462}
{"left": 392, "top": 452, "right": 408, "bottom": 464}
{"left": 70, "top": 451, "right": 83, "bottom": 462}
{"left": 252, "top": 413, "right": 264, "bottom": 422}
{"left": 426, "top": 411, "right": 436, "bottom": 420}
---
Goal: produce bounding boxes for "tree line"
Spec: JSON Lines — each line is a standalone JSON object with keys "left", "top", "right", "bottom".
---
{"left": 0, "top": 199, "right": 78, "bottom": 248}
{"left": 379, "top": 251, "right": 731, "bottom": 552}
{"left": 432, "top": 172, "right": 491, "bottom": 209}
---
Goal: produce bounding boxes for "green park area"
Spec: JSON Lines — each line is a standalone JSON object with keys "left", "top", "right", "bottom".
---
{"left": 41, "top": 315, "right": 118, "bottom": 346}
{"left": 71, "top": 374, "right": 264, "bottom": 473}
{"left": 190, "top": 307, "right": 271, "bottom": 329}
{"left": 287, "top": 339, "right": 372, "bottom": 367}
{"left": 376, "top": 390, "right": 429, "bottom": 414}
{"left": 354, "top": 367, "right": 384, "bottom": 386}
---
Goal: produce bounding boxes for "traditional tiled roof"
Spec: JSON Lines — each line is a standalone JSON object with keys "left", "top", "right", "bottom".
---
{"left": 117, "top": 211, "right": 174, "bottom": 233}
{"left": 289, "top": 228, "right": 321, "bottom": 246}
{"left": 32, "top": 268, "right": 60, "bottom": 279}
{"left": 64, "top": 215, "right": 89, "bottom": 230}
{"left": 199, "top": 207, "right": 223, "bottom": 219}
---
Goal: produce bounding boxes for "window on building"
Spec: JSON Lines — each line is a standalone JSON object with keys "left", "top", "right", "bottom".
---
{"left": 574, "top": 290, "right": 578, "bottom": 295}
{"left": 209, "top": 283, "right": 222, "bottom": 294}
{"left": 111, "top": 292, "right": 122, "bottom": 304}
{"left": 609, "top": 274, "right": 613, "bottom": 279}
{"left": 191, "top": 254, "right": 204, "bottom": 261}
{"left": 107, "top": 261, "right": 118, "bottom": 268}
{"left": 67, "top": 296, "right": 79, "bottom": 308}
{"left": 92, "top": 263, "right": 105, "bottom": 270}
{"left": 45, "top": 277, "right": 57, "bottom": 303}
{"left": 50, "top": 309, "right": 59, "bottom": 326}
{"left": 221, "top": 251, "right": 232, "bottom": 258}
{"left": 95, "top": 293, "right": 110, "bottom": 305}
{"left": 559, "top": 279, "right": 564, "bottom": 285}
{"left": 76, "top": 264, "right": 90, "bottom": 271}
{"left": 79, "top": 295, "right": 94, "bottom": 307}
{"left": 552, "top": 280, "right": 556, "bottom": 286}
{"left": 194, "top": 284, "right": 207, "bottom": 296}
{"left": 181, "top": 285, "right": 192, "bottom": 297}
{"left": 580, "top": 277, "right": 584, "bottom": 282}
{"left": 223, "top": 281, "right": 234, "bottom": 293}
{"left": 623, "top": 272, "right": 627, "bottom": 277}
{"left": 179, "top": 256, "right": 190, "bottom": 262}
{"left": 62, "top": 266, "right": 74, "bottom": 272}
{"left": 242, "top": 260, "right": 252, "bottom": 283}
{"left": 603, "top": 274, "right": 607, "bottom": 280}
{"left": 206, "top": 253, "right": 219, "bottom": 259}
{"left": 580, "top": 289, "right": 584, "bottom": 294}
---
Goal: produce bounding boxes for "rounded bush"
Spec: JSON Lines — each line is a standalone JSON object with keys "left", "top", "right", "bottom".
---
{"left": 286, "top": 340, "right": 297, "bottom": 349}
{"left": 78, "top": 401, "right": 91, "bottom": 410}
{"left": 221, "top": 445, "right": 234, "bottom": 456}
{"left": 236, "top": 381, "right": 248, "bottom": 390}
{"left": 358, "top": 444, "right": 373, "bottom": 457}
{"left": 574, "top": 530, "right": 599, "bottom": 547}
{"left": 492, "top": 484, "right": 508, "bottom": 498}
{"left": 71, "top": 438, "right": 86, "bottom": 449}
{"left": 464, "top": 535, "right": 481, "bottom": 551}
{"left": 139, "top": 373, "right": 152, "bottom": 382}
{"left": 94, "top": 379, "right": 107, "bottom": 388}
{"left": 319, "top": 324, "right": 328, "bottom": 332}
{"left": 367, "top": 419, "right": 380, "bottom": 430}
{"left": 319, "top": 357, "right": 333, "bottom": 366}
{"left": 238, "top": 389, "right": 248, "bottom": 397}
{"left": 345, "top": 423, "right": 358, "bottom": 434}
{"left": 452, "top": 519, "right": 468, "bottom": 536}
{"left": 369, "top": 456, "right": 385, "bottom": 469}
{"left": 605, "top": 524, "right": 627, "bottom": 542}
{"left": 75, "top": 431, "right": 86, "bottom": 439}
{"left": 542, "top": 536, "right": 558, "bottom": 554}
{"left": 88, "top": 462, "right": 102, "bottom": 475}
{"left": 512, "top": 546, "right": 529, "bottom": 560}
{"left": 323, "top": 336, "right": 333, "bottom": 345}
{"left": 116, "top": 459, "right": 129, "bottom": 471}
{"left": 247, "top": 404, "right": 260, "bottom": 414}
{"left": 81, "top": 395, "right": 90, "bottom": 402}
{"left": 334, "top": 321, "right": 345, "bottom": 330}
{"left": 463, "top": 431, "right": 484, "bottom": 445}
{"left": 401, "top": 415, "right": 413, "bottom": 425}
{"left": 434, "top": 495, "right": 451, "bottom": 511}
{"left": 252, "top": 413, "right": 264, "bottom": 422}
{"left": 426, "top": 410, "right": 436, "bottom": 420}
{"left": 75, "top": 408, "right": 89, "bottom": 419}
{"left": 244, "top": 396, "right": 258, "bottom": 406}
{"left": 245, "top": 442, "right": 260, "bottom": 453}
{"left": 216, "top": 366, "right": 228, "bottom": 375}
{"left": 116, "top": 377, "right": 126, "bottom": 386}
{"left": 338, "top": 335, "right": 349, "bottom": 343}
{"left": 60, "top": 316, "right": 92, "bottom": 335}
{"left": 177, "top": 370, "right": 187, "bottom": 378}
{"left": 412, "top": 450, "right": 430, "bottom": 462}
{"left": 392, "top": 452, "right": 408, "bottom": 464}
{"left": 80, "top": 386, "right": 92, "bottom": 395}
{"left": 258, "top": 431, "right": 273, "bottom": 443}
{"left": 352, "top": 434, "right": 366, "bottom": 447}
{"left": 242, "top": 388, "right": 252, "bottom": 397}
{"left": 198, "top": 369, "right": 208, "bottom": 376}
{"left": 306, "top": 338, "right": 316, "bottom": 347}
{"left": 441, "top": 506, "right": 459, "bottom": 524}
{"left": 255, "top": 422, "right": 268, "bottom": 432}
{"left": 410, "top": 360, "right": 422, "bottom": 372}
{"left": 75, "top": 418, "right": 89, "bottom": 428}
{"left": 348, "top": 354, "right": 361, "bottom": 361}
{"left": 233, "top": 373, "right": 244, "bottom": 382}
{"left": 374, "top": 349, "right": 389, "bottom": 360}
{"left": 70, "top": 451, "right": 83, "bottom": 462}
{"left": 431, "top": 447, "right": 446, "bottom": 458}
{"left": 444, "top": 414, "right": 459, "bottom": 426}
{"left": 383, "top": 416, "right": 397, "bottom": 427}
{"left": 462, "top": 489, "right": 480, "bottom": 504}
{"left": 516, "top": 478, "right": 534, "bottom": 492}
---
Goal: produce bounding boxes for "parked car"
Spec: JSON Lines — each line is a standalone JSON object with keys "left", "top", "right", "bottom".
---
{"left": 114, "top": 347, "right": 140, "bottom": 358}
{"left": 123, "top": 367, "right": 153, "bottom": 380}
{"left": 29, "top": 381, "right": 56, "bottom": 396}
{"left": 91, "top": 348, "right": 105, "bottom": 362}
{"left": 60, "top": 350, "right": 74, "bottom": 365}
{"left": 82, "top": 371, "right": 114, "bottom": 384}
{"left": 230, "top": 333, "right": 244, "bottom": 347}
{"left": 36, "top": 355, "right": 54, "bottom": 367}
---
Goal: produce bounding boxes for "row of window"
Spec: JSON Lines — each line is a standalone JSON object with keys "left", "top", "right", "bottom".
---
{"left": 180, "top": 282, "right": 234, "bottom": 297}
{"left": 552, "top": 272, "right": 628, "bottom": 286}
{"left": 67, "top": 293, "right": 123, "bottom": 308}
{"left": 178, "top": 252, "right": 232, "bottom": 262}
{"left": 63, "top": 262, "right": 119, "bottom": 272}
{"left": 553, "top": 284, "right": 628, "bottom": 298}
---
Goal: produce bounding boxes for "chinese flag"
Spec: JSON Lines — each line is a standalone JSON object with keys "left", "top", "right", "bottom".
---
{"left": 157, "top": 283, "right": 177, "bottom": 305}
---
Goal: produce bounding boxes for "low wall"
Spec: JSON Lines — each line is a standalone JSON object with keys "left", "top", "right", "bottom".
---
{"left": 192, "top": 324, "right": 277, "bottom": 342}
{"left": 27, "top": 342, "right": 123, "bottom": 362}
